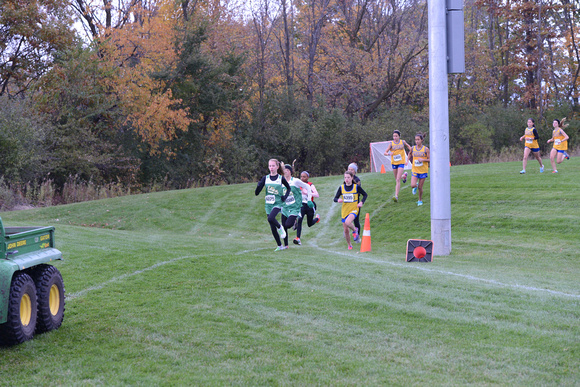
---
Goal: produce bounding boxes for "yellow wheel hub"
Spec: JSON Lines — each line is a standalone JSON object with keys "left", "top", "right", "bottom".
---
{"left": 20, "top": 293, "right": 32, "bottom": 326}
{"left": 49, "top": 284, "right": 60, "bottom": 316}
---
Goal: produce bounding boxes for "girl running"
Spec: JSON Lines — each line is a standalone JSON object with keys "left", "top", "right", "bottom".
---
{"left": 255, "top": 159, "right": 291, "bottom": 251}
{"left": 333, "top": 170, "right": 368, "bottom": 250}
{"left": 409, "top": 133, "right": 430, "bottom": 206}
{"left": 281, "top": 164, "right": 312, "bottom": 248}
{"left": 347, "top": 163, "right": 362, "bottom": 242}
{"left": 519, "top": 118, "right": 545, "bottom": 174}
{"left": 294, "top": 171, "right": 320, "bottom": 246}
{"left": 547, "top": 118, "right": 570, "bottom": 173}
{"left": 383, "top": 130, "right": 413, "bottom": 202}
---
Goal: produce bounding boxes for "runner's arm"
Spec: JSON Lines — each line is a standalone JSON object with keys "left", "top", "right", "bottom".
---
{"left": 310, "top": 183, "right": 320, "bottom": 198}
{"left": 255, "top": 176, "right": 267, "bottom": 195}
{"left": 281, "top": 177, "right": 291, "bottom": 202}
{"left": 358, "top": 186, "right": 368, "bottom": 204}
{"left": 333, "top": 187, "right": 342, "bottom": 202}
{"left": 423, "top": 147, "right": 430, "bottom": 162}
{"left": 383, "top": 141, "right": 392, "bottom": 155}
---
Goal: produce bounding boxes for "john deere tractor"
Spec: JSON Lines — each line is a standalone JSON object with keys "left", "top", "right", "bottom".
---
{"left": 0, "top": 217, "right": 64, "bottom": 345}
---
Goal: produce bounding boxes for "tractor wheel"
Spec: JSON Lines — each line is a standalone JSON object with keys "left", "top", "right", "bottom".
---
{"left": 0, "top": 272, "right": 38, "bottom": 345}
{"left": 32, "top": 264, "right": 65, "bottom": 333}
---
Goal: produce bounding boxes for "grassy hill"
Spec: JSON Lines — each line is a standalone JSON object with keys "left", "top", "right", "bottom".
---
{"left": 1, "top": 159, "right": 578, "bottom": 385}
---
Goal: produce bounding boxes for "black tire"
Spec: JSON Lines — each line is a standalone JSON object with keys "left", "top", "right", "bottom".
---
{"left": 0, "top": 272, "right": 38, "bottom": 346}
{"left": 32, "top": 264, "right": 65, "bottom": 333}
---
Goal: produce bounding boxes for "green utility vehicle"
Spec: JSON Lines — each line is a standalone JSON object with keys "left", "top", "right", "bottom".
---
{"left": 0, "top": 217, "right": 64, "bottom": 345}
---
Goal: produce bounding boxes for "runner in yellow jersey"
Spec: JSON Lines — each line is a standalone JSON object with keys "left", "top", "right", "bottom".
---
{"left": 547, "top": 118, "right": 570, "bottom": 174}
{"left": 383, "top": 130, "right": 412, "bottom": 202}
{"left": 409, "top": 133, "right": 430, "bottom": 206}
{"left": 347, "top": 163, "right": 362, "bottom": 242}
{"left": 519, "top": 118, "right": 545, "bottom": 174}
{"left": 333, "top": 171, "right": 368, "bottom": 250}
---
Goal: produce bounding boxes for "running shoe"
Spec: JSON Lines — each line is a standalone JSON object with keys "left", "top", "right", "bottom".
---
{"left": 348, "top": 245, "right": 353, "bottom": 250}
{"left": 392, "top": 196, "right": 398, "bottom": 203}
{"left": 352, "top": 227, "right": 359, "bottom": 242}
{"left": 520, "top": 170, "right": 526, "bottom": 174}
{"left": 564, "top": 151, "right": 570, "bottom": 160}
{"left": 412, "top": 187, "right": 417, "bottom": 195}
{"left": 417, "top": 201, "right": 423, "bottom": 206}
{"left": 293, "top": 238, "right": 301, "bottom": 245}
{"left": 552, "top": 170, "right": 558, "bottom": 173}
{"left": 274, "top": 246, "right": 284, "bottom": 251}
{"left": 402, "top": 172, "right": 407, "bottom": 183}
{"left": 314, "top": 214, "right": 320, "bottom": 224}
{"left": 540, "top": 165, "right": 544, "bottom": 173}
{"left": 281, "top": 245, "right": 289, "bottom": 250}
{"left": 278, "top": 226, "right": 286, "bottom": 239}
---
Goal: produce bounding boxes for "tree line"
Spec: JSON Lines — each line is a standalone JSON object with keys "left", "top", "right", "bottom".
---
{"left": 0, "top": 0, "right": 578, "bottom": 202}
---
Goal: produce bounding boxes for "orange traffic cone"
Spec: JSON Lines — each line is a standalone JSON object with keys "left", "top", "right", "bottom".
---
{"left": 380, "top": 164, "right": 386, "bottom": 174}
{"left": 360, "top": 213, "right": 371, "bottom": 252}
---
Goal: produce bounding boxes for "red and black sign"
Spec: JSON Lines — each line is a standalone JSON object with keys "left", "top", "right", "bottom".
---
{"left": 406, "top": 239, "right": 433, "bottom": 262}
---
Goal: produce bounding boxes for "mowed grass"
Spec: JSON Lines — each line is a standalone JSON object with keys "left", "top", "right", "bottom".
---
{"left": 1, "top": 158, "right": 578, "bottom": 385}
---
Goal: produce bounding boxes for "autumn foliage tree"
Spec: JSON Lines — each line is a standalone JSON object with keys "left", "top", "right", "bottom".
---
{"left": 1, "top": 0, "right": 578, "bottom": 195}
{"left": 0, "top": 0, "right": 75, "bottom": 97}
{"left": 32, "top": 0, "right": 193, "bottom": 185}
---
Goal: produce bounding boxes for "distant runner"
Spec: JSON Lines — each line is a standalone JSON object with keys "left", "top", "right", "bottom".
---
{"left": 409, "top": 133, "right": 430, "bottom": 207}
{"left": 383, "top": 130, "right": 412, "bottom": 202}
{"left": 519, "top": 118, "right": 545, "bottom": 174}
{"left": 547, "top": 118, "right": 570, "bottom": 174}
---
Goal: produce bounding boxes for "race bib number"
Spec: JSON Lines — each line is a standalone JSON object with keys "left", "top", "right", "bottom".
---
{"left": 393, "top": 154, "right": 402, "bottom": 162}
{"left": 343, "top": 193, "right": 354, "bottom": 202}
{"left": 526, "top": 138, "right": 533, "bottom": 143}
{"left": 265, "top": 195, "right": 275, "bottom": 204}
{"left": 285, "top": 194, "right": 295, "bottom": 205}
{"left": 414, "top": 159, "right": 423, "bottom": 167}
{"left": 555, "top": 139, "right": 561, "bottom": 145}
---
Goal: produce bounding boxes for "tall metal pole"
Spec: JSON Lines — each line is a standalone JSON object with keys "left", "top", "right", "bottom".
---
{"left": 428, "top": 0, "right": 452, "bottom": 255}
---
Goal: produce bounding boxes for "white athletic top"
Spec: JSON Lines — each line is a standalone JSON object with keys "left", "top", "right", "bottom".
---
{"left": 290, "top": 178, "right": 312, "bottom": 203}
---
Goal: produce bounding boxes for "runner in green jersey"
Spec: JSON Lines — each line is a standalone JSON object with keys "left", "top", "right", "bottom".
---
{"left": 281, "top": 164, "right": 312, "bottom": 247}
{"left": 255, "top": 159, "right": 291, "bottom": 251}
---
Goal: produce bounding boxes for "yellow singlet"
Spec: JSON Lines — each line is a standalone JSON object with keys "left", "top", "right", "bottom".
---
{"left": 524, "top": 127, "right": 539, "bottom": 149}
{"left": 390, "top": 140, "right": 406, "bottom": 166}
{"left": 411, "top": 145, "right": 429, "bottom": 174}
{"left": 552, "top": 128, "right": 568, "bottom": 151}
{"left": 340, "top": 184, "right": 359, "bottom": 219}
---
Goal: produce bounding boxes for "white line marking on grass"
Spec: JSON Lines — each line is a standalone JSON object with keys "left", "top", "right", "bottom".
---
{"left": 67, "top": 246, "right": 270, "bottom": 302}
{"left": 311, "top": 244, "right": 580, "bottom": 299}
{"left": 189, "top": 198, "right": 222, "bottom": 235}
{"left": 310, "top": 196, "right": 579, "bottom": 298}
{"left": 236, "top": 247, "right": 270, "bottom": 255}
{"left": 66, "top": 254, "right": 201, "bottom": 301}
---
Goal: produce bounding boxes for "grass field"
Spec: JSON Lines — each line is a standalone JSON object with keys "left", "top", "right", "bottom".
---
{"left": 1, "top": 158, "right": 578, "bottom": 385}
